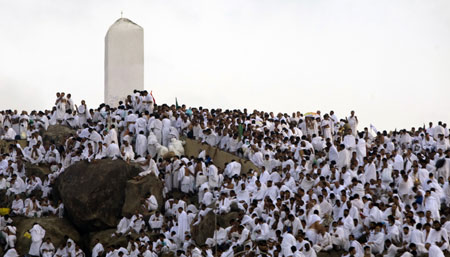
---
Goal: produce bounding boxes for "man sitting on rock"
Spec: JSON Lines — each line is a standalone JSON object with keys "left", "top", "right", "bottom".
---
{"left": 40, "top": 237, "right": 55, "bottom": 257}
{"left": 113, "top": 215, "right": 132, "bottom": 237}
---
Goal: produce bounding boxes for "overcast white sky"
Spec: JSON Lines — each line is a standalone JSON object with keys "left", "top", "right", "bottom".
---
{"left": 0, "top": 0, "right": 449, "bottom": 131}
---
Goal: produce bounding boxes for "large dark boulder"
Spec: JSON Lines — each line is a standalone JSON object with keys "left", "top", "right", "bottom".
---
{"left": 55, "top": 159, "right": 142, "bottom": 232}
{"left": 122, "top": 173, "right": 164, "bottom": 217}
{"left": 14, "top": 217, "right": 80, "bottom": 256}
{"left": 41, "top": 125, "right": 76, "bottom": 147}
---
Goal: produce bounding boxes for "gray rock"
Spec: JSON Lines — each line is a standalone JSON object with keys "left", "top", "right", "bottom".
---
{"left": 41, "top": 125, "right": 76, "bottom": 147}
{"left": 55, "top": 159, "right": 141, "bottom": 232}
{"left": 14, "top": 217, "right": 80, "bottom": 256}
{"left": 122, "top": 173, "right": 164, "bottom": 217}
{"left": 191, "top": 210, "right": 240, "bottom": 245}
{"left": 25, "top": 163, "right": 51, "bottom": 181}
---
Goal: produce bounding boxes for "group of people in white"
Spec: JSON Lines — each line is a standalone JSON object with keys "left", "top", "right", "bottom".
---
{"left": 0, "top": 90, "right": 449, "bottom": 257}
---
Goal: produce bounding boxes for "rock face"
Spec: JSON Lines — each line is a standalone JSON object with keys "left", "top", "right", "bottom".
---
{"left": 192, "top": 211, "right": 216, "bottom": 245}
{"left": 0, "top": 189, "right": 11, "bottom": 208}
{"left": 122, "top": 173, "right": 164, "bottom": 217}
{"left": 55, "top": 159, "right": 142, "bottom": 232}
{"left": 41, "top": 125, "right": 76, "bottom": 147}
{"left": 191, "top": 210, "right": 240, "bottom": 245}
{"left": 14, "top": 217, "right": 80, "bottom": 256}
{"left": 88, "top": 229, "right": 162, "bottom": 256}
{"left": 88, "top": 229, "right": 130, "bottom": 250}
{"left": 183, "top": 138, "right": 258, "bottom": 174}
{"left": 25, "top": 163, "right": 51, "bottom": 181}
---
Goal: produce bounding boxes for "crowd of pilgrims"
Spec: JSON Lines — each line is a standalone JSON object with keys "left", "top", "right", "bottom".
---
{"left": 0, "top": 90, "right": 450, "bottom": 257}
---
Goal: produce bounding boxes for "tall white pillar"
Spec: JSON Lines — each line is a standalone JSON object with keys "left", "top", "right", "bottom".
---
{"left": 105, "top": 17, "right": 144, "bottom": 107}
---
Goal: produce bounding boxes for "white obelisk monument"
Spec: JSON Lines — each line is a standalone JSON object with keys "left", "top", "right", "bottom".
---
{"left": 105, "top": 16, "right": 144, "bottom": 106}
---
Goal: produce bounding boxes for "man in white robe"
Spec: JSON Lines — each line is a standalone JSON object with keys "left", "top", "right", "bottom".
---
{"left": 427, "top": 221, "right": 449, "bottom": 252}
{"left": 115, "top": 216, "right": 131, "bottom": 236}
{"left": 1, "top": 126, "right": 17, "bottom": 140}
{"left": 161, "top": 118, "right": 172, "bottom": 147}
{"left": 2, "top": 224, "right": 17, "bottom": 249}
{"left": 146, "top": 194, "right": 159, "bottom": 212}
{"left": 384, "top": 239, "right": 400, "bottom": 257}
{"left": 321, "top": 115, "right": 332, "bottom": 140}
{"left": 76, "top": 100, "right": 88, "bottom": 126}
{"left": 202, "top": 129, "right": 217, "bottom": 146}
{"left": 130, "top": 214, "right": 146, "bottom": 233}
{"left": 54, "top": 244, "right": 67, "bottom": 257}
{"left": 364, "top": 159, "right": 377, "bottom": 183}
{"left": 227, "top": 134, "right": 242, "bottom": 153}
{"left": 436, "top": 134, "right": 449, "bottom": 151}
{"left": 179, "top": 167, "right": 194, "bottom": 194}
{"left": 366, "top": 224, "right": 384, "bottom": 254}
{"left": 177, "top": 208, "right": 190, "bottom": 240}
{"left": 201, "top": 188, "right": 214, "bottom": 206}
{"left": 380, "top": 161, "right": 393, "bottom": 187}
{"left": 218, "top": 192, "right": 231, "bottom": 214}
{"left": 393, "top": 150, "right": 404, "bottom": 171}
{"left": 330, "top": 222, "right": 346, "bottom": 249}
{"left": 151, "top": 118, "right": 163, "bottom": 145}
{"left": 286, "top": 214, "right": 303, "bottom": 237}
{"left": 28, "top": 223, "right": 46, "bottom": 257}
{"left": 141, "top": 91, "right": 154, "bottom": 113}
{"left": 147, "top": 132, "right": 158, "bottom": 158}
{"left": 55, "top": 97, "right": 66, "bottom": 122}
{"left": 108, "top": 126, "right": 119, "bottom": 146}
{"left": 37, "top": 111, "right": 49, "bottom": 129}
{"left": 121, "top": 141, "right": 135, "bottom": 162}
{"left": 135, "top": 115, "right": 148, "bottom": 135}
{"left": 40, "top": 237, "right": 55, "bottom": 257}
{"left": 425, "top": 190, "right": 440, "bottom": 219}
{"left": 149, "top": 211, "right": 164, "bottom": 232}
{"left": 207, "top": 163, "right": 219, "bottom": 189}
{"left": 347, "top": 111, "right": 358, "bottom": 136}
{"left": 250, "top": 149, "right": 264, "bottom": 168}
{"left": 224, "top": 160, "right": 241, "bottom": 178}
{"left": 168, "top": 138, "right": 185, "bottom": 157}
{"left": 11, "top": 195, "right": 24, "bottom": 216}
{"left": 137, "top": 157, "right": 159, "bottom": 178}
{"left": 356, "top": 135, "right": 366, "bottom": 163}
{"left": 106, "top": 141, "right": 121, "bottom": 159}
{"left": 337, "top": 144, "right": 350, "bottom": 169}
{"left": 135, "top": 131, "right": 148, "bottom": 158}
{"left": 4, "top": 248, "right": 19, "bottom": 257}
{"left": 7, "top": 175, "right": 26, "bottom": 196}
{"left": 281, "top": 230, "right": 297, "bottom": 257}
{"left": 425, "top": 243, "right": 445, "bottom": 257}
{"left": 301, "top": 243, "right": 317, "bottom": 257}
{"left": 443, "top": 176, "right": 450, "bottom": 207}
{"left": 343, "top": 132, "right": 356, "bottom": 150}
{"left": 386, "top": 217, "right": 401, "bottom": 244}
{"left": 92, "top": 239, "right": 104, "bottom": 257}
{"left": 313, "top": 229, "right": 333, "bottom": 253}
{"left": 342, "top": 209, "right": 355, "bottom": 237}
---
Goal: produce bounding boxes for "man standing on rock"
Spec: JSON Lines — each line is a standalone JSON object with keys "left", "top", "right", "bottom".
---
{"left": 28, "top": 223, "right": 46, "bottom": 257}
